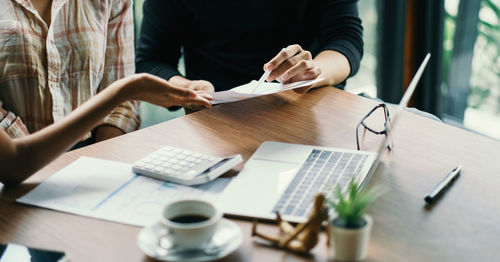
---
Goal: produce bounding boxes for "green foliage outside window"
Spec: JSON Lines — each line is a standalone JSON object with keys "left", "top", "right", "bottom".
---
{"left": 443, "top": 0, "right": 500, "bottom": 114}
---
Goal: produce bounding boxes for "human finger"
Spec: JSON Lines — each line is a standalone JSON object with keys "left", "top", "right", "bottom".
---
{"left": 285, "top": 66, "right": 322, "bottom": 84}
{"left": 279, "top": 60, "right": 316, "bottom": 83}
{"left": 267, "top": 50, "right": 312, "bottom": 82}
{"left": 195, "top": 91, "right": 213, "bottom": 101}
{"left": 263, "top": 44, "right": 303, "bottom": 72}
{"left": 183, "top": 95, "right": 212, "bottom": 109}
{"left": 146, "top": 75, "right": 198, "bottom": 98}
{"left": 302, "top": 67, "right": 322, "bottom": 80}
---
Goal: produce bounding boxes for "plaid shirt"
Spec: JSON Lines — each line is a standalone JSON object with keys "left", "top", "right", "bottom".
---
{"left": 0, "top": 0, "right": 139, "bottom": 139}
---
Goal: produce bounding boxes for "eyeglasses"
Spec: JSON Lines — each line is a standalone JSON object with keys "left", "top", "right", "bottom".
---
{"left": 356, "top": 103, "right": 392, "bottom": 151}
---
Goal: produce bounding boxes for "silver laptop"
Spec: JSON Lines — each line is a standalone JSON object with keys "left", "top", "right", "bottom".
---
{"left": 217, "top": 54, "right": 431, "bottom": 223}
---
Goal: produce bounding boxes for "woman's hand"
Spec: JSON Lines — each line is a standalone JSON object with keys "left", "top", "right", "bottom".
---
{"left": 123, "top": 74, "right": 212, "bottom": 109}
{"left": 264, "top": 44, "right": 322, "bottom": 94}
{"left": 184, "top": 79, "right": 215, "bottom": 93}
{"left": 169, "top": 76, "right": 215, "bottom": 94}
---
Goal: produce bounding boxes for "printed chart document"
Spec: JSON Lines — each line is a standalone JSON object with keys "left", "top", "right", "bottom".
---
{"left": 17, "top": 157, "right": 232, "bottom": 227}
{"left": 211, "top": 78, "right": 324, "bottom": 104}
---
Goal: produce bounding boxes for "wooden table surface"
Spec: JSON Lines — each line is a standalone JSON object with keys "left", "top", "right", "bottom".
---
{"left": 1, "top": 87, "right": 499, "bottom": 262}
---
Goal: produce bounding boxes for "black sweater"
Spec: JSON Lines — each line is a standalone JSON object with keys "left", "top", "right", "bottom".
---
{"left": 136, "top": 0, "right": 363, "bottom": 91}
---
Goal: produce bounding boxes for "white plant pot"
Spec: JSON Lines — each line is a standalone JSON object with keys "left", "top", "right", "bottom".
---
{"left": 329, "top": 215, "right": 373, "bottom": 261}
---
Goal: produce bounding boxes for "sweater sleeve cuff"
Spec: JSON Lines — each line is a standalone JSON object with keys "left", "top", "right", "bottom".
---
{"left": 136, "top": 61, "right": 181, "bottom": 82}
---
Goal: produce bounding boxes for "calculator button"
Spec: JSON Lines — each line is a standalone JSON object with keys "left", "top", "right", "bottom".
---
{"left": 185, "top": 170, "right": 197, "bottom": 177}
{"left": 164, "top": 152, "right": 175, "bottom": 157}
{"left": 168, "top": 158, "right": 179, "bottom": 164}
{"left": 150, "top": 153, "right": 160, "bottom": 158}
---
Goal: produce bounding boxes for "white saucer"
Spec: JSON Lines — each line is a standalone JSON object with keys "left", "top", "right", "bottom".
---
{"left": 138, "top": 218, "right": 243, "bottom": 262}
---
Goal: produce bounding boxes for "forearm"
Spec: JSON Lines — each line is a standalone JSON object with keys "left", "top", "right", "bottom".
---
{"left": 312, "top": 50, "right": 351, "bottom": 88}
{"left": 1, "top": 78, "right": 130, "bottom": 185}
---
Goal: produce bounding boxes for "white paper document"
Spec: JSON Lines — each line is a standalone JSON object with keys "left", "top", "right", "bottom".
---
{"left": 17, "top": 157, "right": 232, "bottom": 227}
{"left": 211, "top": 78, "right": 324, "bottom": 104}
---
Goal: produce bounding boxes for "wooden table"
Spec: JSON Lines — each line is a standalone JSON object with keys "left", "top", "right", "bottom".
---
{"left": 1, "top": 87, "right": 500, "bottom": 262}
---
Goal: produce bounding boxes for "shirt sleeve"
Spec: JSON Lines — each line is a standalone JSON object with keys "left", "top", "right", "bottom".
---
{"left": 318, "top": 0, "right": 364, "bottom": 78}
{"left": 135, "top": 0, "right": 188, "bottom": 80}
{"left": 0, "top": 102, "right": 29, "bottom": 138}
{"left": 98, "top": 0, "right": 140, "bottom": 133}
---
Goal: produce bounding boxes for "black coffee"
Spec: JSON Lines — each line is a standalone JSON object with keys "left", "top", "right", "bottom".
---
{"left": 170, "top": 214, "right": 209, "bottom": 223}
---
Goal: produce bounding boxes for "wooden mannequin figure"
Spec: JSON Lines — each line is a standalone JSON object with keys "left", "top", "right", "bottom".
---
{"left": 251, "top": 194, "right": 328, "bottom": 254}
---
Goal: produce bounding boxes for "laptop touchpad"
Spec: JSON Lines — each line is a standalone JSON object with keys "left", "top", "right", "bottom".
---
{"left": 218, "top": 159, "right": 299, "bottom": 219}
{"left": 252, "top": 141, "right": 312, "bottom": 164}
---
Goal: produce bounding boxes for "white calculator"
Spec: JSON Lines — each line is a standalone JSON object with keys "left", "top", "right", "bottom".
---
{"left": 132, "top": 146, "right": 242, "bottom": 186}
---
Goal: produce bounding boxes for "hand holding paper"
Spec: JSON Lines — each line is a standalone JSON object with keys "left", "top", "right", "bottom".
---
{"left": 264, "top": 45, "right": 322, "bottom": 87}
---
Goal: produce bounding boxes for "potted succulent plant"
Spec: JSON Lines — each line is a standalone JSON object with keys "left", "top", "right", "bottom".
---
{"left": 326, "top": 179, "right": 380, "bottom": 261}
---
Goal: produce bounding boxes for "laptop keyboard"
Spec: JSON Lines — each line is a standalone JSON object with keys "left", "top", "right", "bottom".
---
{"left": 272, "top": 149, "right": 369, "bottom": 218}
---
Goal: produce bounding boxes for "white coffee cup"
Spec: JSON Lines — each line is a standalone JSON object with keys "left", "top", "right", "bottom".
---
{"left": 159, "top": 199, "right": 222, "bottom": 249}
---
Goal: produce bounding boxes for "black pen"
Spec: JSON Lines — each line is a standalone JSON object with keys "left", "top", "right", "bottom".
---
{"left": 424, "top": 165, "right": 462, "bottom": 204}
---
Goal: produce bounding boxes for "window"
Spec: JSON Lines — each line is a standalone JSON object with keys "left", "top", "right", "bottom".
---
{"left": 442, "top": 0, "right": 500, "bottom": 139}
{"left": 347, "top": 0, "right": 378, "bottom": 98}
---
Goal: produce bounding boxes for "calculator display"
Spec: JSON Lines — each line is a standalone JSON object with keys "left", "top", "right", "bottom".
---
{"left": 200, "top": 157, "right": 232, "bottom": 175}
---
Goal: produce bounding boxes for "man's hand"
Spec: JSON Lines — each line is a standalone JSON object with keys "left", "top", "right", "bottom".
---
{"left": 94, "top": 125, "right": 125, "bottom": 142}
{"left": 169, "top": 76, "right": 215, "bottom": 113}
{"left": 185, "top": 80, "right": 215, "bottom": 93}
{"left": 264, "top": 44, "right": 322, "bottom": 94}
